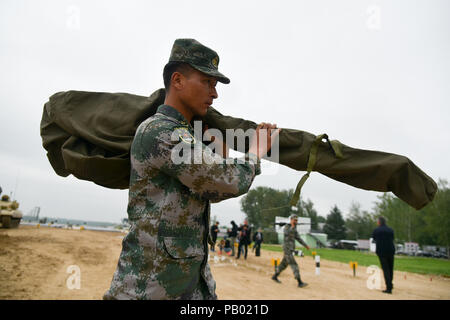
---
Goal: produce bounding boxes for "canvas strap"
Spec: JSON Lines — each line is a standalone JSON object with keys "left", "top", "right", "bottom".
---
{"left": 289, "top": 134, "right": 343, "bottom": 206}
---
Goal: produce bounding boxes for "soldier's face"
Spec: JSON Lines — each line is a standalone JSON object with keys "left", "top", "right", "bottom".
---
{"left": 180, "top": 69, "right": 218, "bottom": 117}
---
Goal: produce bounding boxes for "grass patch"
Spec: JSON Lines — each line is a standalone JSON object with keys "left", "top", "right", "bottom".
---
{"left": 261, "top": 244, "right": 450, "bottom": 277}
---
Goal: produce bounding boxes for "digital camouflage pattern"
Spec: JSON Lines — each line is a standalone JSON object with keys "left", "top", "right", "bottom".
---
{"left": 168, "top": 38, "right": 230, "bottom": 84}
{"left": 103, "top": 105, "right": 260, "bottom": 300}
{"left": 277, "top": 224, "right": 309, "bottom": 280}
{"left": 282, "top": 223, "right": 308, "bottom": 253}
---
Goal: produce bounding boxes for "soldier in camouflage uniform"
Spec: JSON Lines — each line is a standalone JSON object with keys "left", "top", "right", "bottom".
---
{"left": 104, "top": 39, "right": 280, "bottom": 300}
{"left": 272, "top": 214, "right": 310, "bottom": 288}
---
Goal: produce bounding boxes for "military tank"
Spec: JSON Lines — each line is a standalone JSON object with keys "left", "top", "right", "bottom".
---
{"left": 0, "top": 194, "right": 23, "bottom": 228}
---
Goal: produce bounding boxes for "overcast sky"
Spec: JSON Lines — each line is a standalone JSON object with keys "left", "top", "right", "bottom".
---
{"left": 1, "top": 0, "right": 449, "bottom": 226}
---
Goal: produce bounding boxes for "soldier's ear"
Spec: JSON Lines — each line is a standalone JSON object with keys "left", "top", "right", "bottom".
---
{"left": 171, "top": 71, "right": 185, "bottom": 91}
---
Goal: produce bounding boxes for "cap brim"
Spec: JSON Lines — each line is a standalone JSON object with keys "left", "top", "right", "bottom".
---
{"left": 190, "top": 64, "right": 230, "bottom": 84}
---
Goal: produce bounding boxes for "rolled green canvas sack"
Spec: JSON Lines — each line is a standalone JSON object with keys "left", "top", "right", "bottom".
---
{"left": 41, "top": 89, "right": 165, "bottom": 189}
{"left": 40, "top": 89, "right": 437, "bottom": 210}
{"left": 204, "top": 108, "right": 437, "bottom": 210}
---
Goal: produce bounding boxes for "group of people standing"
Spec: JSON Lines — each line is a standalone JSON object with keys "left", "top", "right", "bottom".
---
{"left": 211, "top": 215, "right": 396, "bottom": 294}
{"left": 210, "top": 219, "right": 264, "bottom": 259}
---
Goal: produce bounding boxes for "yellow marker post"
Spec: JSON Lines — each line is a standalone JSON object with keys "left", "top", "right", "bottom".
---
{"left": 349, "top": 261, "right": 358, "bottom": 277}
{"left": 271, "top": 258, "right": 280, "bottom": 273}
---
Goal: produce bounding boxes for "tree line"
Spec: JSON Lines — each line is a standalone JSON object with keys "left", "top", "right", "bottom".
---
{"left": 240, "top": 179, "right": 449, "bottom": 252}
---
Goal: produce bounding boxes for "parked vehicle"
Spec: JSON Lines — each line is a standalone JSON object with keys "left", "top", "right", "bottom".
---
{"left": 415, "top": 250, "right": 432, "bottom": 257}
{"left": 332, "top": 240, "right": 358, "bottom": 250}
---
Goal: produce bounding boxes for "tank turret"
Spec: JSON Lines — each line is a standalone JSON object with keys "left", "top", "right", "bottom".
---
{"left": 0, "top": 194, "right": 23, "bottom": 228}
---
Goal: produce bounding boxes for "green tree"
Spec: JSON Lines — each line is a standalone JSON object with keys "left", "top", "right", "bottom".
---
{"left": 374, "top": 193, "right": 425, "bottom": 243}
{"left": 345, "top": 202, "right": 377, "bottom": 240}
{"left": 422, "top": 179, "right": 450, "bottom": 255}
{"left": 323, "top": 205, "right": 347, "bottom": 240}
{"left": 297, "top": 197, "right": 322, "bottom": 231}
{"left": 240, "top": 186, "right": 294, "bottom": 229}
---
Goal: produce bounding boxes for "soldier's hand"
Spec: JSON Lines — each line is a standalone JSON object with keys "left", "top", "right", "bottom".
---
{"left": 248, "top": 123, "right": 281, "bottom": 159}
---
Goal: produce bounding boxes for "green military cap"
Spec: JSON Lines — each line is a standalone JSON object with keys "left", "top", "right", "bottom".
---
{"left": 168, "top": 38, "right": 230, "bottom": 84}
{"left": 290, "top": 214, "right": 298, "bottom": 220}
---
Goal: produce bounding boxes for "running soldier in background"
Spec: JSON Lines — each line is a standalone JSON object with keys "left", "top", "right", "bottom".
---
{"left": 272, "top": 214, "right": 310, "bottom": 288}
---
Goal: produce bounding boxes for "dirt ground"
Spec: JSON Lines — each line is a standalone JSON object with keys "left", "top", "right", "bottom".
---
{"left": 1, "top": 226, "right": 449, "bottom": 300}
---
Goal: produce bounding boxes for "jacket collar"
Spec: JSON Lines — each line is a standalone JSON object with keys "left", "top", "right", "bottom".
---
{"left": 157, "top": 104, "right": 190, "bottom": 126}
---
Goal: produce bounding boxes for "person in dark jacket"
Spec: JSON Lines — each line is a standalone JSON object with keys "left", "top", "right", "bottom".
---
{"left": 243, "top": 219, "right": 252, "bottom": 245}
{"left": 371, "top": 216, "right": 395, "bottom": 294}
{"left": 236, "top": 224, "right": 250, "bottom": 260}
{"left": 252, "top": 228, "right": 264, "bottom": 257}
{"left": 210, "top": 221, "right": 220, "bottom": 252}
{"left": 229, "top": 221, "right": 238, "bottom": 256}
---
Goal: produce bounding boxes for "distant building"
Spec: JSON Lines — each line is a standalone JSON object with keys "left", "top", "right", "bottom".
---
{"left": 355, "top": 239, "right": 376, "bottom": 252}
{"left": 423, "top": 245, "right": 447, "bottom": 254}
{"left": 356, "top": 239, "right": 370, "bottom": 251}
{"left": 404, "top": 242, "right": 419, "bottom": 255}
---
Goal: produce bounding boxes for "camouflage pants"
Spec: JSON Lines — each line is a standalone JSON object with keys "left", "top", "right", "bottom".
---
{"left": 277, "top": 252, "right": 300, "bottom": 280}
{"left": 187, "top": 278, "right": 217, "bottom": 300}
{"left": 103, "top": 276, "right": 216, "bottom": 300}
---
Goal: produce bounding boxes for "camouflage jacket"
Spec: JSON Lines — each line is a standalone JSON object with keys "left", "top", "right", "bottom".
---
{"left": 104, "top": 105, "right": 260, "bottom": 300}
{"left": 283, "top": 224, "right": 308, "bottom": 253}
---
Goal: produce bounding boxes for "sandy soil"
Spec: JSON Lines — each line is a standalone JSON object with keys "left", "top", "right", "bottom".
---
{"left": 1, "top": 226, "right": 449, "bottom": 300}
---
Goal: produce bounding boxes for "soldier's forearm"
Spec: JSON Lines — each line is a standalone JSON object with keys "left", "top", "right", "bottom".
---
{"left": 296, "top": 237, "right": 308, "bottom": 247}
